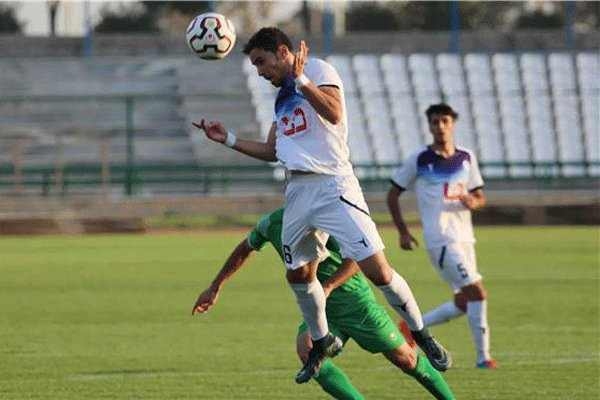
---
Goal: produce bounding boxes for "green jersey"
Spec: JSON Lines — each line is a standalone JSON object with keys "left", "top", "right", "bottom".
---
{"left": 247, "top": 208, "right": 376, "bottom": 315}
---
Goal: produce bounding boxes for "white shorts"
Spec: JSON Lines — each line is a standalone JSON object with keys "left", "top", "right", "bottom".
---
{"left": 282, "top": 173, "right": 385, "bottom": 270}
{"left": 427, "top": 242, "right": 482, "bottom": 292}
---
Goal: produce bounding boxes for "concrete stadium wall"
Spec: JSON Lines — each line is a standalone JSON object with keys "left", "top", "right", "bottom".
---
{"left": 0, "top": 190, "right": 597, "bottom": 234}
{"left": 1, "top": 30, "right": 598, "bottom": 58}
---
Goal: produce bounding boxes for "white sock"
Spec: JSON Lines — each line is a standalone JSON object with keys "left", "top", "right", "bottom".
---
{"left": 467, "top": 300, "right": 491, "bottom": 363}
{"left": 423, "top": 301, "right": 464, "bottom": 327}
{"left": 377, "top": 270, "right": 424, "bottom": 331}
{"left": 290, "top": 280, "right": 329, "bottom": 341}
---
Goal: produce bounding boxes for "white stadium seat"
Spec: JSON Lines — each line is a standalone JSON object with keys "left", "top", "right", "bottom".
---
{"left": 409, "top": 54, "right": 440, "bottom": 96}
{"left": 242, "top": 52, "right": 596, "bottom": 179}
{"left": 437, "top": 53, "right": 467, "bottom": 95}
{"left": 327, "top": 54, "right": 358, "bottom": 94}
{"left": 576, "top": 53, "right": 600, "bottom": 175}
{"left": 380, "top": 54, "right": 412, "bottom": 94}
{"left": 353, "top": 54, "right": 386, "bottom": 95}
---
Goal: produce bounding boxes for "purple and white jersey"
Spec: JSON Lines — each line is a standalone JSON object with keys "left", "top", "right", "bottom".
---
{"left": 391, "top": 146, "right": 484, "bottom": 248}
{"left": 273, "top": 58, "right": 353, "bottom": 176}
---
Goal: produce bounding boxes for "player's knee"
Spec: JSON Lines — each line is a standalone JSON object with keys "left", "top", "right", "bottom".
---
{"left": 286, "top": 265, "right": 313, "bottom": 284}
{"left": 385, "top": 344, "right": 417, "bottom": 372}
{"left": 358, "top": 253, "right": 393, "bottom": 285}
{"left": 477, "top": 286, "right": 488, "bottom": 300}
{"left": 462, "top": 281, "right": 487, "bottom": 301}
{"left": 471, "top": 282, "right": 487, "bottom": 300}
{"left": 365, "top": 270, "right": 392, "bottom": 286}
{"left": 454, "top": 292, "right": 468, "bottom": 312}
{"left": 398, "top": 351, "right": 418, "bottom": 373}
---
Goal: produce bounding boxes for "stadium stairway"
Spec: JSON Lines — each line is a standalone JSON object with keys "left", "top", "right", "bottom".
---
{"left": 176, "top": 55, "right": 265, "bottom": 166}
{"left": 0, "top": 57, "right": 196, "bottom": 166}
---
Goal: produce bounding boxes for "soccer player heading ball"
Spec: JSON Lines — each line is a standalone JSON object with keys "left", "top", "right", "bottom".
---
{"left": 194, "top": 27, "right": 451, "bottom": 383}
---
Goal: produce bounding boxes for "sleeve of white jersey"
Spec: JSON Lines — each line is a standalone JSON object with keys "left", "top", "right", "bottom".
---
{"left": 307, "top": 59, "right": 343, "bottom": 89}
{"left": 467, "top": 150, "right": 485, "bottom": 191}
{"left": 390, "top": 151, "right": 418, "bottom": 190}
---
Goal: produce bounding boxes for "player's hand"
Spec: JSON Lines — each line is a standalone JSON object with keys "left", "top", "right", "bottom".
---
{"left": 293, "top": 40, "right": 309, "bottom": 78}
{"left": 192, "top": 119, "right": 227, "bottom": 144}
{"left": 192, "top": 287, "right": 220, "bottom": 315}
{"left": 459, "top": 193, "right": 477, "bottom": 210}
{"left": 400, "top": 231, "right": 419, "bottom": 251}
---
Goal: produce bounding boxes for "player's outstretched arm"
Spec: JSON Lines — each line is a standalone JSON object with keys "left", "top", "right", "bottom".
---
{"left": 321, "top": 258, "right": 360, "bottom": 298}
{"left": 192, "top": 238, "right": 255, "bottom": 315}
{"left": 387, "top": 186, "right": 419, "bottom": 250}
{"left": 192, "top": 119, "right": 277, "bottom": 162}
{"left": 293, "top": 40, "right": 343, "bottom": 125}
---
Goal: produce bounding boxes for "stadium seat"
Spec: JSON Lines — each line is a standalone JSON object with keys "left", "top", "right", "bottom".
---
{"left": 437, "top": 53, "right": 466, "bottom": 95}
{"left": 327, "top": 54, "right": 358, "bottom": 94}
{"left": 4, "top": 50, "right": 596, "bottom": 184}
{"left": 363, "top": 97, "right": 400, "bottom": 165}
{"left": 345, "top": 96, "right": 374, "bottom": 165}
{"left": 519, "top": 53, "right": 558, "bottom": 176}
{"left": 408, "top": 54, "right": 443, "bottom": 145}
{"left": 380, "top": 54, "right": 412, "bottom": 94}
{"left": 491, "top": 53, "right": 533, "bottom": 176}
{"left": 380, "top": 54, "right": 423, "bottom": 158}
{"left": 352, "top": 55, "right": 400, "bottom": 166}
{"left": 576, "top": 53, "right": 600, "bottom": 176}
{"left": 353, "top": 54, "right": 386, "bottom": 96}
{"left": 389, "top": 97, "right": 424, "bottom": 158}
{"left": 464, "top": 54, "right": 494, "bottom": 93}
{"left": 446, "top": 94, "right": 477, "bottom": 149}
{"left": 548, "top": 53, "right": 585, "bottom": 176}
{"left": 326, "top": 55, "right": 376, "bottom": 165}
{"left": 0, "top": 57, "right": 198, "bottom": 169}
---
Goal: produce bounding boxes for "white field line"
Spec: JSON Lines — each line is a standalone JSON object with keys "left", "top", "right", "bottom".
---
{"left": 67, "top": 354, "right": 600, "bottom": 381}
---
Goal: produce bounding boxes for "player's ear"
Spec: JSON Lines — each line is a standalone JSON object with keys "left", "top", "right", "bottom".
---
{"left": 276, "top": 44, "right": 289, "bottom": 59}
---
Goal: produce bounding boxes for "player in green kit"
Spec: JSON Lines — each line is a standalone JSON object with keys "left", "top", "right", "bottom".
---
{"left": 192, "top": 208, "right": 455, "bottom": 399}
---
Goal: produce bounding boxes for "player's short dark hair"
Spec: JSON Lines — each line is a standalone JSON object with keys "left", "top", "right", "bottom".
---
{"left": 243, "top": 27, "right": 293, "bottom": 55}
{"left": 425, "top": 103, "right": 459, "bottom": 121}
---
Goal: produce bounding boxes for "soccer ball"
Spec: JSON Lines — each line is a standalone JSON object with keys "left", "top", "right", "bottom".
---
{"left": 186, "top": 12, "right": 236, "bottom": 60}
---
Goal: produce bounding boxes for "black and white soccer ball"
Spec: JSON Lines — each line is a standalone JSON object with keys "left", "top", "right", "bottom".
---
{"left": 186, "top": 12, "right": 236, "bottom": 60}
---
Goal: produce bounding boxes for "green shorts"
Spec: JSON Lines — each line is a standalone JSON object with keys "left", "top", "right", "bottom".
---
{"left": 298, "top": 301, "right": 404, "bottom": 354}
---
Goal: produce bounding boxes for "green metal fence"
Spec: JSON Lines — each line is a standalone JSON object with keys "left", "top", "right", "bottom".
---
{"left": 1, "top": 93, "right": 598, "bottom": 196}
{"left": 0, "top": 161, "right": 597, "bottom": 197}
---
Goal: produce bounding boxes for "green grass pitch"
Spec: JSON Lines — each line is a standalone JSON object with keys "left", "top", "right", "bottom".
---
{"left": 0, "top": 227, "right": 598, "bottom": 399}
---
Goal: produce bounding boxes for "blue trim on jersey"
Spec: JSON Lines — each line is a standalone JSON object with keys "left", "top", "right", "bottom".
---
{"left": 416, "top": 147, "right": 472, "bottom": 183}
{"left": 438, "top": 245, "right": 447, "bottom": 269}
{"left": 275, "top": 76, "right": 306, "bottom": 115}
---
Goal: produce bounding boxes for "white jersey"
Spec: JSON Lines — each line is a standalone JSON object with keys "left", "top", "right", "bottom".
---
{"left": 273, "top": 58, "right": 353, "bottom": 176}
{"left": 391, "top": 145, "right": 484, "bottom": 248}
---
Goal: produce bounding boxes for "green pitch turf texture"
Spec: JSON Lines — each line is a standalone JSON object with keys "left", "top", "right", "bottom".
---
{"left": 1, "top": 227, "right": 598, "bottom": 399}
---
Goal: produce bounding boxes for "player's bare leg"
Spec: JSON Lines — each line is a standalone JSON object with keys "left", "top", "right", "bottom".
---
{"left": 383, "top": 344, "right": 456, "bottom": 399}
{"left": 287, "top": 261, "right": 342, "bottom": 383}
{"left": 357, "top": 251, "right": 452, "bottom": 371}
{"left": 296, "top": 332, "right": 363, "bottom": 398}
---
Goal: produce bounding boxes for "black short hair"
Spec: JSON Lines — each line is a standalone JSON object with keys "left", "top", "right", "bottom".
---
{"left": 425, "top": 103, "right": 459, "bottom": 121}
{"left": 243, "top": 27, "right": 293, "bottom": 55}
